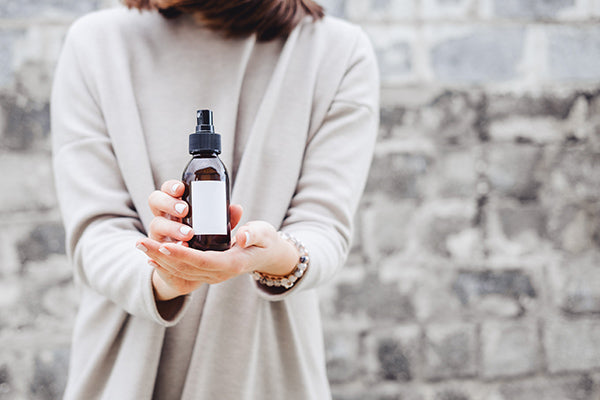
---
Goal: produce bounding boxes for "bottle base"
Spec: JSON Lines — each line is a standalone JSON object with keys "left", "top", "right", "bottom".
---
{"left": 188, "top": 235, "right": 230, "bottom": 251}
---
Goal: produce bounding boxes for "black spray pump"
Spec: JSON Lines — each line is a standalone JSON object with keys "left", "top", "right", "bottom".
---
{"left": 182, "top": 109, "right": 231, "bottom": 251}
{"left": 189, "top": 109, "right": 221, "bottom": 154}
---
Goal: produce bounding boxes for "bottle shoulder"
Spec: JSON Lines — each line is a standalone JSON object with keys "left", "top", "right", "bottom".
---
{"left": 182, "top": 155, "right": 228, "bottom": 181}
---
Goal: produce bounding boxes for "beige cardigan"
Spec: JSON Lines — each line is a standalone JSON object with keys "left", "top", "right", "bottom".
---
{"left": 51, "top": 7, "right": 378, "bottom": 399}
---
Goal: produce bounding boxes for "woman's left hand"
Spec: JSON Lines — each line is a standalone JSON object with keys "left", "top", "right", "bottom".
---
{"left": 136, "top": 179, "right": 299, "bottom": 301}
{"left": 139, "top": 220, "right": 299, "bottom": 301}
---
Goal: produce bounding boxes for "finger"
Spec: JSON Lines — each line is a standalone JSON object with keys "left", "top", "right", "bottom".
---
{"left": 155, "top": 242, "right": 212, "bottom": 269}
{"left": 149, "top": 216, "right": 195, "bottom": 242}
{"left": 148, "top": 190, "right": 188, "bottom": 219}
{"left": 235, "top": 221, "right": 276, "bottom": 249}
{"left": 161, "top": 180, "right": 186, "bottom": 197}
{"left": 153, "top": 259, "right": 202, "bottom": 281}
{"left": 142, "top": 239, "right": 218, "bottom": 279}
{"left": 230, "top": 204, "right": 243, "bottom": 230}
{"left": 151, "top": 259, "right": 212, "bottom": 285}
{"left": 161, "top": 242, "right": 248, "bottom": 276}
{"left": 139, "top": 238, "right": 248, "bottom": 280}
{"left": 139, "top": 239, "right": 204, "bottom": 280}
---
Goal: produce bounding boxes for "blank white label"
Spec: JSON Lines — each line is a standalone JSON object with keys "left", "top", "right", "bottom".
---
{"left": 191, "top": 180, "right": 227, "bottom": 235}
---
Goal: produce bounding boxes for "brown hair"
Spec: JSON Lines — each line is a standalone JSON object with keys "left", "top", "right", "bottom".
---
{"left": 123, "top": 0, "right": 324, "bottom": 41}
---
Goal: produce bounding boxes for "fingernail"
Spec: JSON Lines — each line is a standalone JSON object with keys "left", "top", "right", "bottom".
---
{"left": 179, "top": 225, "right": 193, "bottom": 235}
{"left": 174, "top": 203, "right": 186, "bottom": 215}
{"left": 159, "top": 246, "right": 171, "bottom": 256}
{"left": 176, "top": 241, "right": 184, "bottom": 245}
{"left": 244, "top": 232, "right": 251, "bottom": 247}
{"left": 171, "top": 183, "right": 181, "bottom": 194}
{"left": 136, "top": 243, "right": 148, "bottom": 253}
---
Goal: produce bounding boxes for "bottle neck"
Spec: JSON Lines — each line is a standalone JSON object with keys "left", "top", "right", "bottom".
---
{"left": 191, "top": 150, "right": 219, "bottom": 158}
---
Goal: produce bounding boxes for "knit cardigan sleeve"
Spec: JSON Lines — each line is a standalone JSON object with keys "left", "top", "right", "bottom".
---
{"left": 257, "top": 28, "right": 380, "bottom": 300}
{"left": 51, "top": 24, "right": 190, "bottom": 326}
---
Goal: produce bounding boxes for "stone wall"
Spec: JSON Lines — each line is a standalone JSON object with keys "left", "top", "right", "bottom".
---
{"left": 1, "top": 0, "right": 599, "bottom": 399}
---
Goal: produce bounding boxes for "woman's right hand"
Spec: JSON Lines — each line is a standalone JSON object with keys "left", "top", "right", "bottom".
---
{"left": 147, "top": 180, "right": 192, "bottom": 243}
{"left": 140, "top": 180, "right": 243, "bottom": 301}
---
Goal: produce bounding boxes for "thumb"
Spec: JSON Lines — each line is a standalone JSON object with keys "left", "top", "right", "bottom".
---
{"left": 235, "top": 221, "right": 274, "bottom": 249}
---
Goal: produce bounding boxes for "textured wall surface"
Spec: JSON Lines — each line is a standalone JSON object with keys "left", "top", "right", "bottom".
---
{"left": 1, "top": 0, "right": 600, "bottom": 399}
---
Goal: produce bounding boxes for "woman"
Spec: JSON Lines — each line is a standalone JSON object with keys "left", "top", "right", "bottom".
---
{"left": 51, "top": 0, "right": 379, "bottom": 398}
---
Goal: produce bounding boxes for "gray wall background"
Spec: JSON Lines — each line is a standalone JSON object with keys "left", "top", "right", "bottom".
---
{"left": 1, "top": 0, "right": 600, "bottom": 399}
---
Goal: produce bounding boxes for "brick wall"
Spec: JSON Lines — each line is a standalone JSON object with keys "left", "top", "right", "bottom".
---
{"left": 1, "top": 0, "right": 599, "bottom": 399}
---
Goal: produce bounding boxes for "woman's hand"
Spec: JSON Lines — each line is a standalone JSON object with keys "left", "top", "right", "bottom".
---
{"left": 137, "top": 180, "right": 299, "bottom": 302}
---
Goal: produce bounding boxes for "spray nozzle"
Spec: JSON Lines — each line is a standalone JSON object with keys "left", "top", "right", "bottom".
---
{"left": 196, "top": 109, "right": 215, "bottom": 133}
{"left": 190, "top": 109, "right": 221, "bottom": 154}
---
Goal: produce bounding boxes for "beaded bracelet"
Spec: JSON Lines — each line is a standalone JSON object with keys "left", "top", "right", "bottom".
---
{"left": 251, "top": 231, "right": 309, "bottom": 290}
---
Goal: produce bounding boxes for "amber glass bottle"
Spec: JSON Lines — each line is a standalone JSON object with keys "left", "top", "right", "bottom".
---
{"left": 182, "top": 109, "right": 231, "bottom": 251}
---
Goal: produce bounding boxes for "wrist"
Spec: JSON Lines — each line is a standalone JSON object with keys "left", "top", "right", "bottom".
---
{"left": 263, "top": 233, "right": 299, "bottom": 277}
{"left": 251, "top": 231, "right": 309, "bottom": 289}
{"left": 152, "top": 269, "right": 182, "bottom": 302}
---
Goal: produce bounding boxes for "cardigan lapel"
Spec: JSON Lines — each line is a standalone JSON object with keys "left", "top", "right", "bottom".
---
{"left": 231, "top": 26, "right": 303, "bottom": 227}
{"left": 102, "top": 69, "right": 157, "bottom": 233}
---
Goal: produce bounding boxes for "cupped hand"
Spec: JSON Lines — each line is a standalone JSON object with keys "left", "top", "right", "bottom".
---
{"left": 138, "top": 180, "right": 298, "bottom": 301}
{"left": 140, "top": 179, "right": 242, "bottom": 300}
